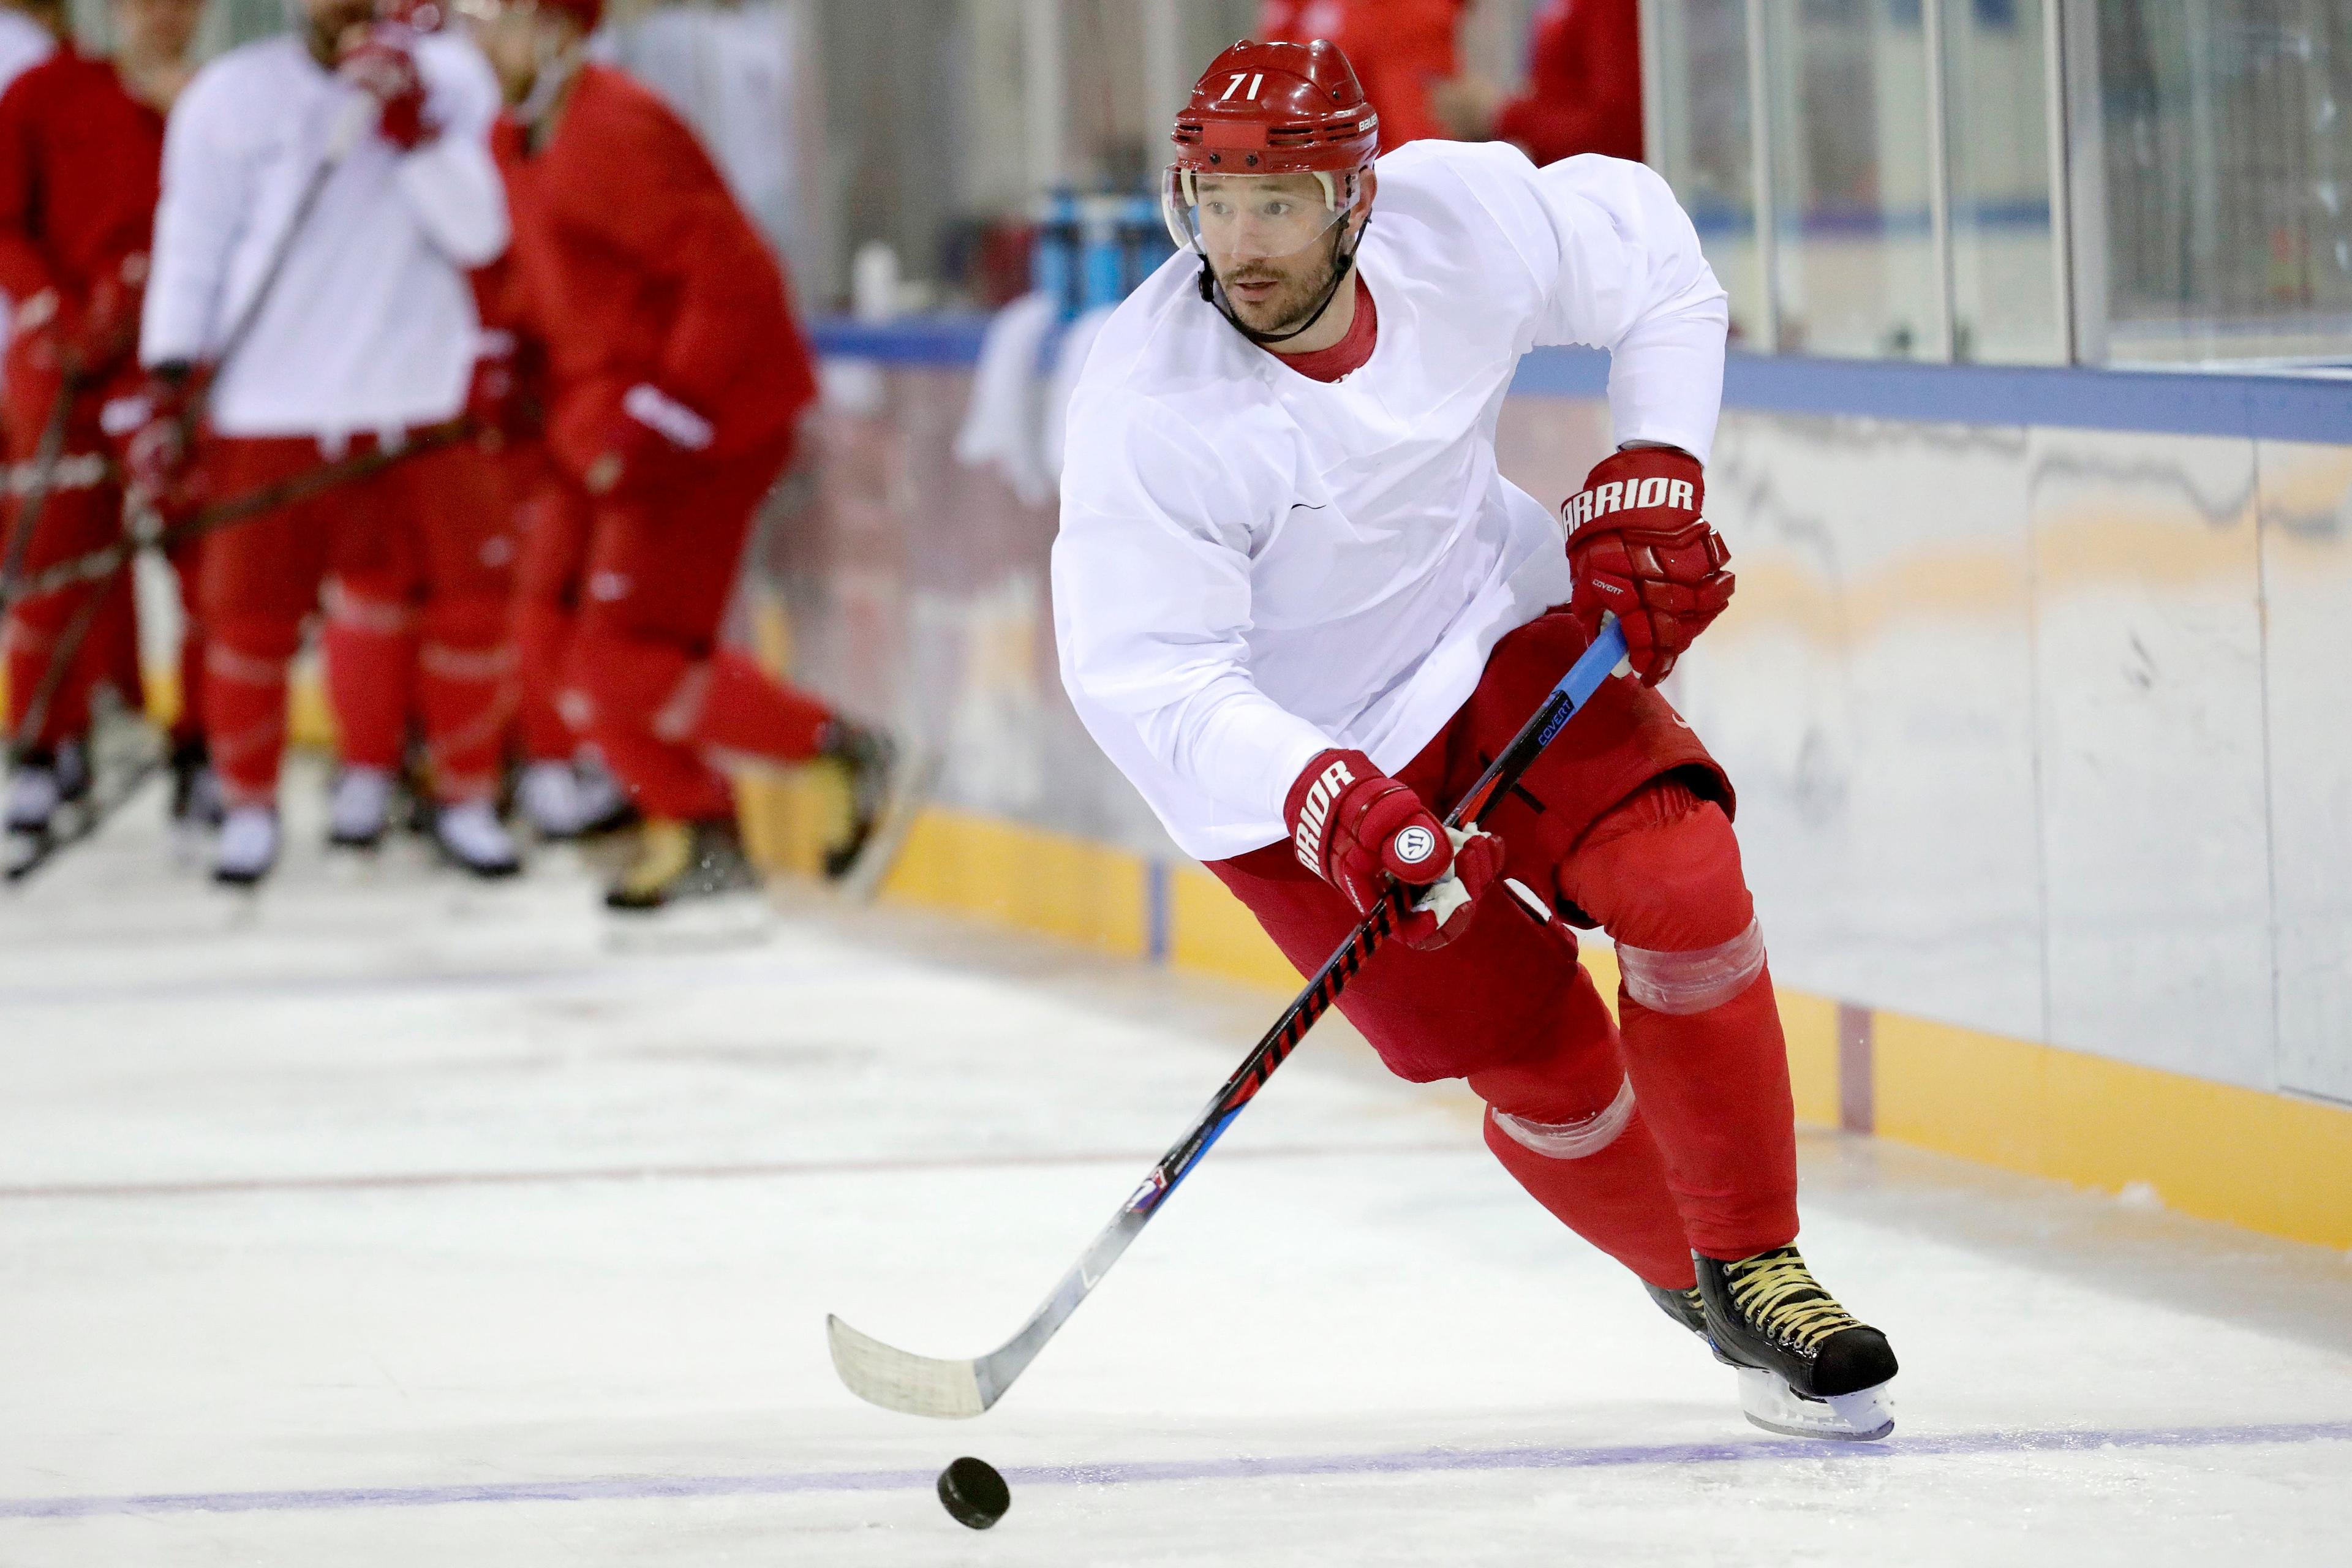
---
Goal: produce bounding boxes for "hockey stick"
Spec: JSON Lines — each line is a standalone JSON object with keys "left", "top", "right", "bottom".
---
{"left": 2, "top": 420, "right": 472, "bottom": 881}
{"left": 827, "top": 616, "right": 1631, "bottom": 1419}
{"left": 0, "top": 381, "right": 77, "bottom": 626}
{"left": 8, "top": 418, "right": 473, "bottom": 609}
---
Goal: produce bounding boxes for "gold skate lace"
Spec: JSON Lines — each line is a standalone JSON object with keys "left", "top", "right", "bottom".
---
{"left": 1728, "top": 1248, "right": 1861, "bottom": 1352}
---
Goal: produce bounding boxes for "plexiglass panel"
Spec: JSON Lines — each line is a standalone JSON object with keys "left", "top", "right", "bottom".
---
{"left": 1761, "top": 0, "right": 1941, "bottom": 358}
{"left": 1942, "top": 0, "right": 2066, "bottom": 363}
{"left": 1646, "top": 0, "right": 1771, "bottom": 347}
{"left": 2094, "top": 0, "right": 2352, "bottom": 365}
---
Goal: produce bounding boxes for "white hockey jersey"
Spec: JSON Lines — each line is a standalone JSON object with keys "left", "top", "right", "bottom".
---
{"left": 1052, "top": 141, "right": 1727, "bottom": 862}
{"left": 141, "top": 32, "right": 507, "bottom": 437}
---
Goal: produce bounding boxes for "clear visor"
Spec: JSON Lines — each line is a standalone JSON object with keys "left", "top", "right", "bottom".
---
{"left": 1161, "top": 167, "right": 1361, "bottom": 263}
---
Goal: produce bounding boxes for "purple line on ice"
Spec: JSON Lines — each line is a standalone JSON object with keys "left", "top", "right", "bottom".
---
{"left": 8, "top": 1422, "right": 2350, "bottom": 1520}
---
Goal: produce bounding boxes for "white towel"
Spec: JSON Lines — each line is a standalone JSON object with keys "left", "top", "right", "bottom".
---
{"left": 1039, "top": 304, "right": 1118, "bottom": 488}
{"left": 953, "top": 292, "right": 1060, "bottom": 506}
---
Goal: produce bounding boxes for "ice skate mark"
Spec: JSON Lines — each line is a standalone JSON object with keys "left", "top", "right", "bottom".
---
{"left": 0, "top": 1139, "right": 1468, "bottom": 1203}
{"left": 7, "top": 1420, "right": 2348, "bottom": 1519}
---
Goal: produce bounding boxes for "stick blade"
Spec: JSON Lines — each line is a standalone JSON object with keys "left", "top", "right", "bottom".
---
{"left": 826, "top": 1314, "right": 990, "bottom": 1419}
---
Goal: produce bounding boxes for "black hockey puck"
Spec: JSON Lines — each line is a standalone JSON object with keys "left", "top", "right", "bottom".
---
{"left": 937, "top": 1456, "right": 1010, "bottom": 1530}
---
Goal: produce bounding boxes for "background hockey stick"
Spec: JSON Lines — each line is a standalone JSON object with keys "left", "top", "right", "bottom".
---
{"left": 1, "top": 420, "right": 473, "bottom": 885}
{"left": 10, "top": 416, "right": 474, "bottom": 611}
{"left": 0, "top": 381, "right": 77, "bottom": 625}
{"left": 827, "top": 615, "right": 1630, "bottom": 1419}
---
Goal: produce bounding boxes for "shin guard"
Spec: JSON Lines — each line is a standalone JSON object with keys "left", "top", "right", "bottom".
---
{"left": 205, "top": 619, "right": 301, "bottom": 807}
{"left": 418, "top": 598, "right": 512, "bottom": 804}
{"left": 322, "top": 581, "right": 417, "bottom": 772}
{"left": 1468, "top": 963, "right": 1694, "bottom": 1290}
{"left": 1564, "top": 782, "right": 1799, "bottom": 1261}
{"left": 566, "top": 630, "right": 732, "bottom": 821}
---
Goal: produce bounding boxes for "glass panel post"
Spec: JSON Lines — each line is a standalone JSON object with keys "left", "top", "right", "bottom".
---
{"left": 1924, "top": 0, "right": 1959, "bottom": 361}
{"left": 1744, "top": 0, "right": 1781, "bottom": 352}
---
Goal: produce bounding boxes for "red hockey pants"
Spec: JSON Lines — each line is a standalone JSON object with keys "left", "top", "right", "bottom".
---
{"left": 197, "top": 432, "right": 513, "bottom": 807}
{"left": 1208, "top": 611, "right": 1799, "bottom": 1287}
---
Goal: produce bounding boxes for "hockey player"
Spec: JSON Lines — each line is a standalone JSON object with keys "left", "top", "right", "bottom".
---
{"left": 1053, "top": 41, "right": 1898, "bottom": 1439}
{"left": 1259, "top": 0, "right": 1466, "bottom": 150}
{"left": 136, "top": 0, "right": 521, "bottom": 884}
{"left": 466, "top": 240, "right": 629, "bottom": 842}
{"left": 1432, "top": 0, "right": 1645, "bottom": 166}
{"left": 0, "top": 0, "right": 208, "bottom": 874}
{"left": 472, "top": 0, "right": 900, "bottom": 911}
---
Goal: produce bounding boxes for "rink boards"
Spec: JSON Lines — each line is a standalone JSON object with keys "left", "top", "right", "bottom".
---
{"left": 747, "top": 325, "right": 2352, "bottom": 1254}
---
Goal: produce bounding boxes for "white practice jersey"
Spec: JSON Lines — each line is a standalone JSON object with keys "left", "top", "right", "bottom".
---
{"left": 1052, "top": 141, "right": 1727, "bottom": 863}
{"left": 0, "top": 10, "right": 51, "bottom": 99}
{"left": 141, "top": 33, "right": 508, "bottom": 438}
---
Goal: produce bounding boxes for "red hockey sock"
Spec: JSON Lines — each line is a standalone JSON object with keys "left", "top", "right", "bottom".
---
{"left": 511, "top": 598, "right": 578, "bottom": 764}
{"left": 172, "top": 616, "right": 208, "bottom": 745}
{"left": 323, "top": 582, "right": 416, "bottom": 772}
{"left": 1562, "top": 781, "right": 1799, "bottom": 1261}
{"left": 205, "top": 617, "right": 301, "bottom": 806}
{"left": 1468, "top": 965, "right": 1695, "bottom": 1289}
{"left": 667, "top": 648, "right": 835, "bottom": 763}
{"left": 567, "top": 629, "right": 732, "bottom": 821}
{"left": 170, "top": 545, "right": 206, "bottom": 744}
{"left": 418, "top": 598, "right": 511, "bottom": 804}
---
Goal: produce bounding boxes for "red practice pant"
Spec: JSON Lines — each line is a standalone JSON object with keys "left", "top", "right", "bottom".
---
{"left": 1209, "top": 611, "right": 1799, "bottom": 1287}
{"left": 1, "top": 377, "right": 198, "bottom": 752}
{"left": 507, "top": 451, "right": 586, "bottom": 766}
{"left": 197, "top": 433, "right": 513, "bottom": 807}
{"left": 560, "top": 436, "right": 834, "bottom": 821}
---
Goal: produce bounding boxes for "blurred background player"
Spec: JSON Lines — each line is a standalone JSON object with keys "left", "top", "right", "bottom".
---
{"left": 1055, "top": 40, "right": 1896, "bottom": 1439}
{"left": 466, "top": 240, "right": 630, "bottom": 843}
{"left": 472, "top": 0, "right": 902, "bottom": 913}
{"left": 1259, "top": 0, "right": 1468, "bottom": 151}
{"left": 1433, "top": 0, "right": 1645, "bottom": 164}
{"left": 0, "top": 0, "right": 208, "bottom": 875}
{"left": 134, "top": 0, "right": 518, "bottom": 886}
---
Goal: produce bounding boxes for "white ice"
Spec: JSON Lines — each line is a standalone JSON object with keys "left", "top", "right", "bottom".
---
{"left": 2, "top": 774, "right": 2349, "bottom": 1566}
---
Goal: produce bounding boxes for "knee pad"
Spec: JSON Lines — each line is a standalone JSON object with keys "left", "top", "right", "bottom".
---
{"left": 1489, "top": 1076, "right": 1637, "bottom": 1159}
{"left": 1616, "top": 919, "right": 1768, "bottom": 1015}
{"left": 1572, "top": 781, "right": 1758, "bottom": 955}
{"left": 323, "top": 579, "right": 417, "bottom": 637}
{"left": 565, "top": 627, "right": 691, "bottom": 731}
{"left": 421, "top": 599, "right": 512, "bottom": 696}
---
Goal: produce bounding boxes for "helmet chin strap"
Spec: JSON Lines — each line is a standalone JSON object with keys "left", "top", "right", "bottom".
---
{"left": 1198, "top": 215, "right": 1371, "bottom": 348}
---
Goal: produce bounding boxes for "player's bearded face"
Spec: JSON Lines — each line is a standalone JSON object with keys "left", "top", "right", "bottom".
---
{"left": 1185, "top": 173, "right": 1360, "bottom": 336}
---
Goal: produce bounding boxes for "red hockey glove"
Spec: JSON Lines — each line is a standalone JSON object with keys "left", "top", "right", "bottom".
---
{"left": 1284, "top": 748, "right": 1503, "bottom": 950}
{"left": 339, "top": 27, "right": 432, "bottom": 151}
{"left": 581, "top": 383, "right": 715, "bottom": 496}
{"left": 464, "top": 329, "right": 524, "bottom": 450}
{"left": 115, "top": 363, "right": 209, "bottom": 515}
{"left": 1563, "top": 447, "right": 1734, "bottom": 685}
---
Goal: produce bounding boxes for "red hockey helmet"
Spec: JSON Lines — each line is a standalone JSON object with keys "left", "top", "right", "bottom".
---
{"left": 1163, "top": 40, "right": 1380, "bottom": 260}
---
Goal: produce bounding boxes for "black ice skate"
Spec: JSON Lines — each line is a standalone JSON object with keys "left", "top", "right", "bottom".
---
{"left": 169, "top": 736, "right": 224, "bottom": 827}
{"left": 1695, "top": 1245, "right": 1897, "bottom": 1441}
{"left": 604, "top": 817, "right": 762, "bottom": 912}
{"left": 818, "top": 722, "right": 913, "bottom": 886}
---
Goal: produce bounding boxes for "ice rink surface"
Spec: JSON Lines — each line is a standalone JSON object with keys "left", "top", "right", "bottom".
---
{"left": 2, "top": 783, "right": 2349, "bottom": 1566}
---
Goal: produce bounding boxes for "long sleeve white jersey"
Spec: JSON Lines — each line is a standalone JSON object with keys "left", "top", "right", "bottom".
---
{"left": 1052, "top": 141, "right": 1727, "bottom": 863}
{"left": 141, "top": 33, "right": 507, "bottom": 438}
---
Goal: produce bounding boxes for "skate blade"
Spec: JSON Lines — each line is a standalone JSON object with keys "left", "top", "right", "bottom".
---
{"left": 1735, "top": 1366, "right": 1894, "bottom": 1442}
{"left": 601, "top": 891, "right": 777, "bottom": 954}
